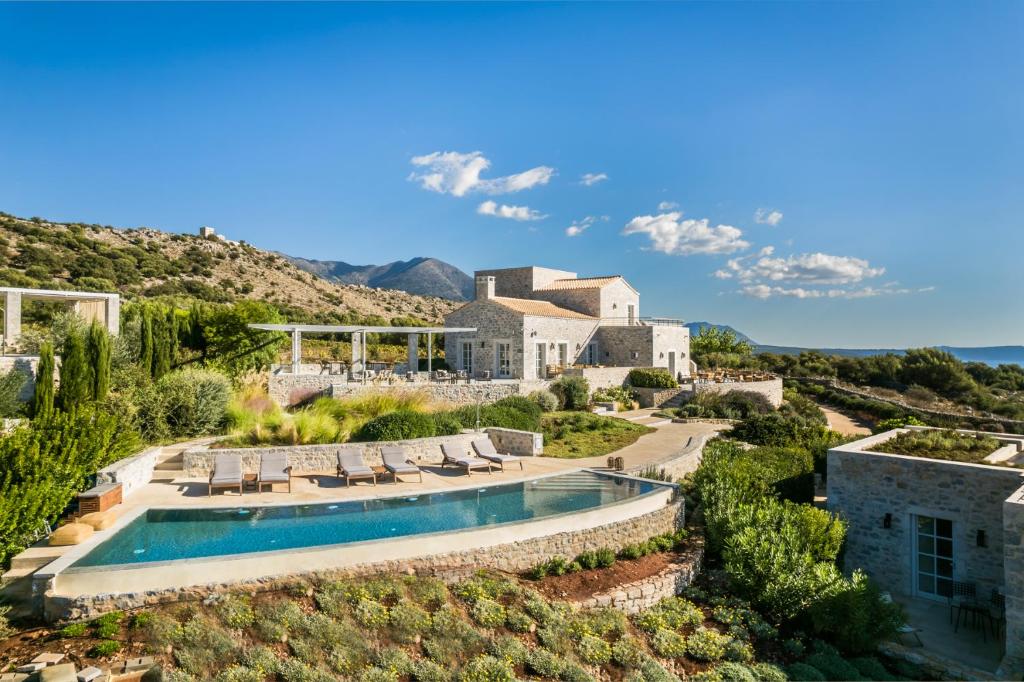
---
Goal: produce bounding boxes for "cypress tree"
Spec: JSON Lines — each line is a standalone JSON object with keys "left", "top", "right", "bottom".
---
{"left": 187, "top": 304, "right": 205, "bottom": 353}
{"left": 151, "top": 312, "right": 170, "bottom": 380}
{"left": 32, "top": 342, "right": 55, "bottom": 417}
{"left": 58, "top": 329, "right": 90, "bottom": 409}
{"left": 167, "top": 308, "right": 180, "bottom": 367}
{"left": 139, "top": 309, "right": 153, "bottom": 377}
{"left": 88, "top": 321, "right": 111, "bottom": 401}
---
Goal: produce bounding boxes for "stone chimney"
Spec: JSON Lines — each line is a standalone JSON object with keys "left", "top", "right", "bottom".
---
{"left": 475, "top": 275, "right": 496, "bottom": 301}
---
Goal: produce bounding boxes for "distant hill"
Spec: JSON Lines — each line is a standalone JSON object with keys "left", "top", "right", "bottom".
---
{"left": 755, "top": 343, "right": 1024, "bottom": 367}
{"left": 685, "top": 321, "right": 757, "bottom": 344}
{"left": 0, "top": 213, "right": 459, "bottom": 323}
{"left": 284, "top": 255, "right": 473, "bottom": 301}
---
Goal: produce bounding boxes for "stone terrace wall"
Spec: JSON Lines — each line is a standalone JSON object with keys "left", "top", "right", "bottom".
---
{"left": 691, "top": 378, "right": 783, "bottom": 408}
{"left": 827, "top": 445, "right": 1024, "bottom": 600}
{"left": 183, "top": 428, "right": 541, "bottom": 475}
{"left": 268, "top": 372, "right": 334, "bottom": 406}
{"left": 44, "top": 497, "right": 684, "bottom": 621}
{"left": 331, "top": 381, "right": 526, "bottom": 407}
{"left": 578, "top": 532, "right": 704, "bottom": 614}
{"left": 633, "top": 387, "right": 686, "bottom": 408}
{"left": 562, "top": 367, "right": 634, "bottom": 392}
{"left": 95, "top": 446, "right": 162, "bottom": 498}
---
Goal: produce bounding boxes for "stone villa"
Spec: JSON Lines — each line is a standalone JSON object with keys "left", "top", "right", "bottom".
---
{"left": 444, "top": 266, "right": 691, "bottom": 381}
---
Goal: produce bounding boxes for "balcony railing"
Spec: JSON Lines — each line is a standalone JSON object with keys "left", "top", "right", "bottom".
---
{"left": 598, "top": 316, "right": 686, "bottom": 327}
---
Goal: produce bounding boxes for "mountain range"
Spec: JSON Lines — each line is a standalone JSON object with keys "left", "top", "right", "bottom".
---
{"left": 283, "top": 256, "right": 474, "bottom": 301}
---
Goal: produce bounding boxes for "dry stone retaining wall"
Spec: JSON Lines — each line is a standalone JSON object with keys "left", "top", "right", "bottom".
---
{"left": 95, "top": 446, "right": 163, "bottom": 498}
{"left": 690, "top": 378, "right": 783, "bottom": 408}
{"left": 43, "top": 497, "right": 683, "bottom": 622}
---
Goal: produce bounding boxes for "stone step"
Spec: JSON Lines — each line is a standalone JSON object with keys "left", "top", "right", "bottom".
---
{"left": 1, "top": 565, "right": 35, "bottom": 583}
{"left": 9, "top": 545, "right": 62, "bottom": 571}
{"left": 154, "top": 452, "right": 184, "bottom": 470}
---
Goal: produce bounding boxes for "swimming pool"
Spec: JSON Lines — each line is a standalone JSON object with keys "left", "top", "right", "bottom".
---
{"left": 70, "top": 470, "right": 663, "bottom": 568}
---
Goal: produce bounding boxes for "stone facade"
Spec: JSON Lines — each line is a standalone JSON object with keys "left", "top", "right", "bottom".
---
{"left": 1002, "top": 488, "right": 1024, "bottom": 676}
{"left": 268, "top": 371, "right": 334, "bottom": 405}
{"left": 183, "top": 428, "right": 542, "bottom": 475}
{"left": 475, "top": 266, "right": 577, "bottom": 299}
{"left": 562, "top": 367, "right": 633, "bottom": 392}
{"left": 828, "top": 438, "right": 1023, "bottom": 602}
{"left": 0, "top": 355, "right": 38, "bottom": 401}
{"left": 633, "top": 387, "right": 686, "bottom": 408}
{"left": 578, "top": 533, "right": 704, "bottom": 614}
{"left": 689, "top": 378, "right": 784, "bottom": 409}
{"left": 595, "top": 326, "right": 690, "bottom": 377}
{"left": 42, "top": 497, "right": 683, "bottom": 622}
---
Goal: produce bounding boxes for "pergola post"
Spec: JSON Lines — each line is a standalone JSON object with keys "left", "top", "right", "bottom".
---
{"left": 407, "top": 333, "right": 419, "bottom": 375}
{"left": 2, "top": 291, "right": 21, "bottom": 348}
{"left": 351, "top": 331, "right": 363, "bottom": 374}
{"left": 427, "top": 333, "right": 433, "bottom": 374}
{"left": 291, "top": 328, "right": 302, "bottom": 375}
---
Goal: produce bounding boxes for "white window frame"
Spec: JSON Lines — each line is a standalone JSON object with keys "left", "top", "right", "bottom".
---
{"left": 461, "top": 341, "right": 474, "bottom": 374}
{"left": 534, "top": 340, "right": 547, "bottom": 379}
{"left": 495, "top": 340, "right": 512, "bottom": 378}
{"left": 557, "top": 341, "right": 569, "bottom": 368}
{"left": 584, "top": 342, "right": 598, "bottom": 365}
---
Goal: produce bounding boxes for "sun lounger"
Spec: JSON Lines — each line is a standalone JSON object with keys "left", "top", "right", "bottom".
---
{"left": 209, "top": 453, "right": 243, "bottom": 496}
{"left": 471, "top": 437, "right": 523, "bottom": 471}
{"left": 259, "top": 452, "right": 292, "bottom": 493}
{"left": 440, "top": 442, "right": 492, "bottom": 476}
{"left": 380, "top": 445, "right": 423, "bottom": 483}
{"left": 337, "top": 449, "right": 376, "bottom": 486}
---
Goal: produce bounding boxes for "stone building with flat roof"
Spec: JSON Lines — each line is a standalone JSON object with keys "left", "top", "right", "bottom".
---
{"left": 444, "top": 267, "right": 690, "bottom": 381}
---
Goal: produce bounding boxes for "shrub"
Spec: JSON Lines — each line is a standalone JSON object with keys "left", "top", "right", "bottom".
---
{"left": 173, "top": 615, "right": 238, "bottom": 676}
{"left": 492, "top": 395, "right": 542, "bottom": 419}
{"left": 487, "top": 635, "right": 529, "bottom": 667}
{"left": 156, "top": 369, "right": 232, "bottom": 437}
{"left": 712, "top": 663, "right": 756, "bottom": 682}
{"left": 505, "top": 608, "right": 534, "bottom": 633}
{"left": 60, "top": 622, "right": 88, "bottom": 638}
{"left": 0, "top": 368, "right": 26, "bottom": 418}
{"left": 458, "top": 655, "right": 515, "bottom": 682}
{"left": 389, "top": 602, "right": 432, "bottom": 643}
{"left": 627, "top": 368, "right": 677, "bottom": 389}
{"left": 89, "top": 640, "right": 122, "bottom": 657}
{"left": 724, "top": 639, "right": 753, "bottom": 663}
{"left": 577, "top": 634, "right": 612, "bottom": 665}
{"left": 529, "top": 389, "right": 560, "bottom": 413}
{"left": 353, "top": 410, "right": 437, "bottom": 441}
{"left": 594, "top": 547, "right": 617, "bottom": 568}
{"left": 803, "top": 652, "right": 864, "bottom": 681}
{"left": 611, "top": 636, "right": 646, "bottom": 669}
{"left": 412, "top": 659, "right": 451, "bottom": 682}
{"left": 749, "top": 662, "right": 787, "bottom": 682}
{"left": 650, "top": 628, "right": 687, "bottom": 658}
{"left": 432, "top": 411, "right": 464, "bottom": 436}
{"left": 785, "top": 663, "right": 826, "bottom": 682}
{"left": 93, "top": 611, "right": 124, "bottom": 638}
{"left": 525, "top": 648, "right": 564, "bottom": 678}
{"left": 685, "top": 628, "right": 729, "bottom": 662}
{"left": 406, "top": 576, "right": 449, "bottom": 609}
{"left": 354, "top": 598, "right": 390, "bottom": 628}
{"left": 655, "top": 597, "right": 704, "bottom": 631}
{"left": 848, "top": 657, "right": 896, "bottom": 681}
{"left": 550, "top": 375, "right": 590, "bottom": 410}
{"left": 216, "top": 596, "right": 255, "bottom": 629}
{"left": 803, "top": 570, "right": 902, "bottom": 654}
{"left": 470, "top": 598, "right": 506, "bottom": 628}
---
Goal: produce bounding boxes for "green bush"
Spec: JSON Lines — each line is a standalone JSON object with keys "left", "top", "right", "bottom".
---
{"left": 650, "top": 628, "right": 687, "bottom": 658}
{"left": 749, "top": 662, "right": 787, "bottom": 682}
{"left": 712, "top": 662, "right": 756, "bottom": 682}
{"left": 803, "top": 652, "right": 864, "bottom": 681}
{"left": 610, "top": 635, "right": 646, "bottom": 669}
{"left": 470, "top": 598, "right": 506, "bottom": 628}
{"left": 487, "top": 635, "right": 529, "bottom": 667}
{"left": 525, "top": 648, "right": 564, "bottom": 678}
{"left": 785, "top": 663, "right": 826, "bottom": 682}
{"left": 354, "top": 598, "right": 390, "bottom": 628}
{"left": 449, "top": 402, "right": 541, "bottom": 432}
{"left": 389, "top": 602, "right": 432, "bottom": 643}
{"left": 216, "top": 596, "right": 255, "bottom": 629}
{"left": 685, "top": 628, "right": 729, "bottom": 662}
{"left": 0, "top": 368, "right": 26, "bottom": 418}
{"left": 627, "top": 368, "right": 677, "bottom": 389}
{"left": 89, "top": 640, "right": 122, "bottom": 657}
{"left": 576, "top": 634, "right": 612, "bottom": 665}
{"left": 59, "top": 622, "right": 88, "bottom": 638}
{"left": 432, "top": 411, "right": 464, "bottom": 436}
{"left": 529, "top": 389, "right": 560, "bottom": 412}
{"left": 412, "top": 659, "right": 451, "bottom": 682}
{"left": 504, "top": 607, "right": 534, "bottom": 633}
{"left": 353, "top": 410, "right": 437, "bottom": 442}
{"left": 458, "top": 655, "right": 515, "bottom": 682}
{"left": 804, "top": 571, "right": 902, "bottom": 654}
{"left": 93, "top": 611, "right": 124, "bottom": 639}
{"left": 848, "top": 657, "right": 896, "bottom": 681}
{"left": 492, "top": 395, "right": 542, "bottom": 419}
{"left": 550, "top": 376, "right": 590, "bottom": 410}
{"left": 156, "top": 368, "right": 232, "bottom": 437}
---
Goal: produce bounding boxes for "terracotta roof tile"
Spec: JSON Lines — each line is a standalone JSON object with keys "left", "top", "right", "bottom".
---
{"left": 491, "top": 297, "right": 596, "bottom": 320}
{"left": 538, "top": 276, "right": 623, "bottom": 291}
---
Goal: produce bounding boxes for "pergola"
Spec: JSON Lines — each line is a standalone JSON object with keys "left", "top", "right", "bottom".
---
{"left": 2, "top": 286, "right": 120, "bottom": 348}
{"left": 247, "top": 323, "right": 476, "bottom": 377}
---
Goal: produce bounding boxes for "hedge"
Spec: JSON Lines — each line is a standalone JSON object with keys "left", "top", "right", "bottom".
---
{"left": 627, "top": 368, "right": 677, "bottom": 389}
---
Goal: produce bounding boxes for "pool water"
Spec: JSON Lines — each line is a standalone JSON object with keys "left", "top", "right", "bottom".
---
{"left": 71, "top": 470, "right": 663, "bottom": 568}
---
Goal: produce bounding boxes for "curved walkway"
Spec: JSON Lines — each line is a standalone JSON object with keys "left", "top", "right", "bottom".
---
{"left": 815, "top": 402, "right": 872, "bottom": 436}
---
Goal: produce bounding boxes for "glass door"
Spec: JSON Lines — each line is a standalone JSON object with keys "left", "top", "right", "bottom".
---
{"left": 496, "top": 343, "right": 511, "bottom": 378}
{"left": 558, "top": 343, "right": 568, "bottom": 368}
{"left": 915, "top": 515, "right": 954, "bottom": 600}
{"left": 462, "top": 342, "right": 473, "bottom": 374}
{"left": 535, "top": 343, "right": 546, "bottom": 379}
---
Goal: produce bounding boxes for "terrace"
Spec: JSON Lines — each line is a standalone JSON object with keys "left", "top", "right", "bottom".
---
{"left": 865, "top": 426, "right": 1024, "bottom": 467}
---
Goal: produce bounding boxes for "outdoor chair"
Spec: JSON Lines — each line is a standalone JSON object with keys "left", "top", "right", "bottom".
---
{"left": 208, "top": 453, "right": 243, "bottom": 496}
{"left": 337, "top": 449, "right": 376, "bottom": 487}
{"left": 471, "top": 437, "right": 523, "bottom": 471}
{"left": 380, "top": 445, "right": 423, "bottom": 483}
{"left": 440, "top": 442, "right": 492, "bottom": 476}
{"left": 948, "top": 581, "right": 984, "bottom": 634}
{"left": 988, "top": 589, "right": 1006, "bottom": 639}
{"left": 258, "top": 452, "right": 292, "bottom": 493}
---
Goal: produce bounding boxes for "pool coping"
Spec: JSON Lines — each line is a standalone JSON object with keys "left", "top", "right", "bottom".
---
{"left": 40, "top": 468, "right": 677, "bottom": 592}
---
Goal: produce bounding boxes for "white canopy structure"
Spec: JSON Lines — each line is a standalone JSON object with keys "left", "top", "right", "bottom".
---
{"left": 247, "top": 323, "right": 476, "bottom": 376}
{"left": 1, "top": 286, "right": 120, "bottom": 348}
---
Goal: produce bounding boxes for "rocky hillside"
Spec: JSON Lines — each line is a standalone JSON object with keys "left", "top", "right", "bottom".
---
{"left": 284, "top": 255, "right": 474, "bottom": 301}
{"left": 0, "top": 213, "right": 460, "bottom": 323}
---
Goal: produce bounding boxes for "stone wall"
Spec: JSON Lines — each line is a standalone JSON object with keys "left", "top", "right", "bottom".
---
{"left": 95, "top": 446, "right": 163, "bottom": 498}
{"left": 578, "top": 533, "right": 704, "bottom": 614}
{"left": 1001, "top": 488, "right": 1024, "bottom": 677}
{"left": 0, "top": 354, "right": 38, "bottom": 401}
{"left": 623, "top": 433, "right": 716, "bottom": 482}
{"left": 331, "top": 381, "right": 524, "bottom": 407}
{"left": 827, "top": 442, "right": 1024, "bottom": 600}
{"left": 689, "top": 378, "right": 783, "bottom": 409}
{"left": 183, "top": 428, "right": 542, "bottom": 475}
{"left": 268, "top": 371, "right": 334, "bottom": 406}
{"left": 562, "top": 366, "right": 633, "bottom": 392}
{"left": 43, "top": 497, "right": 683, "bottom": 622}
{"left": 633, "top": 387, "right": 686, "bottom": 408}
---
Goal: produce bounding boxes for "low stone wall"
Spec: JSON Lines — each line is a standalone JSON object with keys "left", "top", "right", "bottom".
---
{"left": 183, "top": 428, "right": 542, "bottom": 475}
{"left": 632, "top": 387, "right": 686, "bottom": 408}
{"left": 95, "top": 446, "right": 162, "bottom": 498}
{"left": 331, "top": 382, "right": 525, "bottom": 407}
{"left": 43, "top": 497, "right": 683, "bottom": 621}
{"left": 562, "top": 367, "right": 633, "bottom": 392}
{"left": 624, "top": 433, "right": 717, "bottom": 481}
{"left": 0, "top": 354, "right": 39, "bottom": 401}
{"left": 690, "top": 378, "right": 784, "bottom": 408}
{"left": 268, "top": 372, "right": 334, "bottom": 406}
{"left": 578, "top": 534, "right": 704, "bottom": 614}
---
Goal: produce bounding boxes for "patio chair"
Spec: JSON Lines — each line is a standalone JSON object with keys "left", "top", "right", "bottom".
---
{"left": 258, "top": 452, "right": 292, "bottom": 493}
{"left": 208, "top": 454, "right": 243, "bottom": 497}
{"left": 440, "top": 442, "right": 492, "bottom": 476}
{"left": 380, "top": 445, "right": 423, "bottom": 483}
{"left": 948, "top": 581, "right": 981, "bottom": 632}
{"left": 337, "top": 449, "right": 376, "bottom": 487}
{"left": 988, "top": 589, "right": 1006, "bottom": 639}
{"left": 471, "top": 437, "right": 523, "bottom": 471}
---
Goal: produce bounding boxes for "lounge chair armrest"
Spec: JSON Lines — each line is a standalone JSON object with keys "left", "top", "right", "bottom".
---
{"left": 284, "top": 466, "right": 292, "bottom": 474}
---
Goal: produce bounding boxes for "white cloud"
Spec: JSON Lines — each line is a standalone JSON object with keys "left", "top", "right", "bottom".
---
{"left": 754, "top": 208, "right": 784, "bottom": 226}
{"left": 740, "top": 284, "right": 929, "bottom": 300}
{"left": 580, "top": 172, "right": 608, "bottom": 186}
{"left": 565, "top": 215, "right": 607, "bottom": 237}
{"left": 409, "top": 151, "right": 555, "bottom": 197}
{"left": 722, "top": 252, "right": 885, "bottom": 285}
{"left": 657, "top": 200, "right": 680, "bottom": 211}
{"left": 477, "top": 200, "right": 546, "bottom": 222}
{"left": 621, "top": 211, "right": 749, "bottom": 256}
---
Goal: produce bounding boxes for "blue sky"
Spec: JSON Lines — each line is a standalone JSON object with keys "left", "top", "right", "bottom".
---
{"left": 1, "top": 2, "right": 1021, "bottom": 348}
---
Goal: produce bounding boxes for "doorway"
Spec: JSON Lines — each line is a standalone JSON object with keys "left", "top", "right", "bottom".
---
{"left": 914, "top": 514, "right": 954, "bottom": 600}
